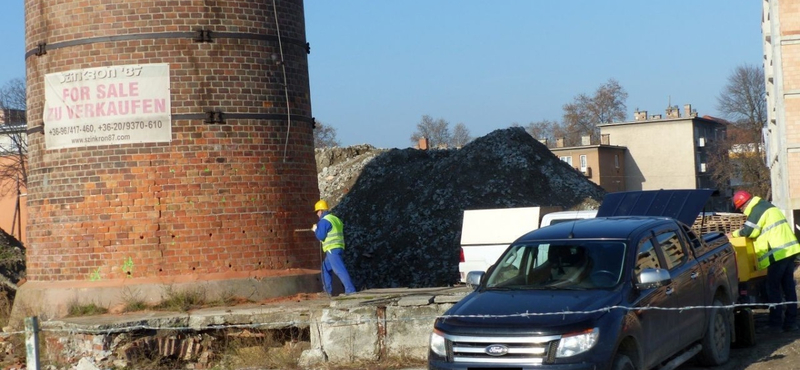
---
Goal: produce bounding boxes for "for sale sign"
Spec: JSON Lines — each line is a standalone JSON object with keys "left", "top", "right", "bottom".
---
{"left": 43, "top": 63, "right": 172, "bottom": 150}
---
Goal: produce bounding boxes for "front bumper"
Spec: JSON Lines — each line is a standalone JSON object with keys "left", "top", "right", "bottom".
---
{"left": 428, "top": 359, "right": 604, "bottom": 370}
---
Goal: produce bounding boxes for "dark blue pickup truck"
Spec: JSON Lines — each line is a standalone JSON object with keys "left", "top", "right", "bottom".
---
{"left": 429, "top": 190, "right": 739, "bottom": 370}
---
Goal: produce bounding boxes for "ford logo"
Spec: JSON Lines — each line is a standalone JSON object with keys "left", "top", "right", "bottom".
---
{"left": 485, "top": 344, "right": 509, "bottom": 356}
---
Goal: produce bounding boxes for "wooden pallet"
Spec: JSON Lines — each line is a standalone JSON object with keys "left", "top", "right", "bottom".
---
{"left": 691, "top": 213, "right": 746, "bottom": 234}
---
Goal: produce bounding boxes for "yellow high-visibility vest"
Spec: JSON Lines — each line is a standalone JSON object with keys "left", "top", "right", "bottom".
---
{"left": 733, "top": 197, "right": 800, "bottom": 269}
{"left": 321, "top": 214, "right": 345, "bottom": 252}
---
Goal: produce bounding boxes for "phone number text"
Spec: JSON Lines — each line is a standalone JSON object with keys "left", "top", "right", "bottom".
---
{"left": 48, "top": 120, "right": 164, "bottom": 136}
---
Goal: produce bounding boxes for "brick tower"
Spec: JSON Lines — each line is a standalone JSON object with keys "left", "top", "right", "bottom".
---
{"left": 15, "top": 0, "right": 321, "bottom": 318}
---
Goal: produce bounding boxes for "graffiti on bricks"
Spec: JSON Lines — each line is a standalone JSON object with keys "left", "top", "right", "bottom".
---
{"left": 122, "top": 257, "right": 134, "bottom": 278}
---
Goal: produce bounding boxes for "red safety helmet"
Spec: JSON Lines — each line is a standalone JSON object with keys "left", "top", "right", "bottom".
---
{"left": 732, "top": 190, "right": 752, "bottom": 210}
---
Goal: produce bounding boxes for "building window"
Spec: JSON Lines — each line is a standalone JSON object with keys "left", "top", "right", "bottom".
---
{"left": 614, "top": 154, "right": 619, "bottom": 169}
{"left": 560, "top": 156, "right": 573, "bottom": 166}
{"left": 580, "top": 155, "right": 587, "bottom": 172}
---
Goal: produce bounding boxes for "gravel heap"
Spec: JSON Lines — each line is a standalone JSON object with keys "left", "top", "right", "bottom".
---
{"left": 316, "top": 127, "right": 607, "bottom": 289}
{"left": 315, "top": 144, "right": 388, "bottom": 209}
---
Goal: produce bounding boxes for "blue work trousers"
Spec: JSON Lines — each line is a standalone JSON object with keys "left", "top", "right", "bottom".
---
{"left": 766, "top": 255, "right": 798, "bottom": 329}
{"left": 322, "top": 248, "right": 356, "bottom": 295}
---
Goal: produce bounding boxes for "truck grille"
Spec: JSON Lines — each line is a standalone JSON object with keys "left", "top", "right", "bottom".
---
{"left": 445, "top": 333, "right": 561, "bottom": 365}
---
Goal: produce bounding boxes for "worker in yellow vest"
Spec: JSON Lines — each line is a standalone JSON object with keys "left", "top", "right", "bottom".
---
{"left": 732, "top": 190, "right": 800, "bottom": 333}
{"left": 312, "top": 199, "right": 357, "bottom": 296}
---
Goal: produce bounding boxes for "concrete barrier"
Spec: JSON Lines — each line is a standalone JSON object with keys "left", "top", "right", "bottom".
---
{"left": 34, "top": 286, "right": 471, "bottom": 368}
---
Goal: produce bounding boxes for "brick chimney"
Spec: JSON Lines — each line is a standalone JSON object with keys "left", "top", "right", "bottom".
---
{"left": 666, "top": 105, "right": 680, "bottom": 118}
{"left": 418, "top": 137, "right": 429, "bottom": 150}
{"left": 684, "top": 104, "right": 697, "bottom": 118}
{"left": 556, "top": 137, "right": 565, "bottom": 148}
{"left": 17, "top": 0, "right": 321, "bottom": 320}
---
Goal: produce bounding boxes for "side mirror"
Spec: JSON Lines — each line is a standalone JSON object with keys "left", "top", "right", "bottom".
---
{"left": 635, "top": 268, "right": 671, "bottom": 290}
{"left": 466, "top": 271, "right": 485, "bottom": 290}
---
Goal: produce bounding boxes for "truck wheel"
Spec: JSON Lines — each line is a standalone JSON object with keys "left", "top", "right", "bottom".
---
{"left": 611, "top": 353, "right": 635, "bottom": 370}
{"left": 698, "top": 299, "right": 731, "bottom": 365}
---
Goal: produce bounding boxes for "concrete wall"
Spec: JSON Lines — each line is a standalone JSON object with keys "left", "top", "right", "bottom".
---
{"left": 764, "top": 0, "right": 800, "bottom": 223}
{"left": 36, "top": 288, "right": 469, "bottom": 368}
{"left": 601, "top": 119, "right": 697, "bottom": 191}
{"left": 778, "top": 1, "right": 800, "bottom": 209}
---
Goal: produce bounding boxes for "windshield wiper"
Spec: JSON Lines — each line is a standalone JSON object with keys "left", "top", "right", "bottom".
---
{"left": 538, "top": 285, "right": 587, "bottom": 290}
{"left": 485, "top": 286, "right": 522, "bottom": 291}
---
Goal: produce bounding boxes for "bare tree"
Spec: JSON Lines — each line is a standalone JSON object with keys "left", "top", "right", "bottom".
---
{"left": 0, "top": 79, "right": 25, "bottom": 111}
{"left": 0, "top": 78, "right": 27, "bottom": 197}
{"left": 561, "top": 79, "right": 628, "bottom": 146}
{"left": 313, "top": 120, "right": 341, "bottom": 148}
{"left": 706, "top": 126, "right": 770, "bottom": 200}
{"left": 713, "top": 64, "right": 770, "bottom": 198}
{"left": 451, "top": 122, "right": 472, "bottom": 148}
{"left": 410, "top": 115, "right": 451, "bottom": 148}
{"left": 717, "top": 64, "right": 766, "bottom": 134}
{"left": 524, "top": 119, "right": 562, "bottom": 147}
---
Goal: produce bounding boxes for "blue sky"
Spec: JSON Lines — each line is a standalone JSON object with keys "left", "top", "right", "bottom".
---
{"left": 0, "top": 2, "right": 25, "bottom": 86}
{"left": 0, "top": 1, "right": 763, "bottom": 149}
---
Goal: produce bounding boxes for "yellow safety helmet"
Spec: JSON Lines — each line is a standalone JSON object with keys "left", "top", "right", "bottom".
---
{"left": 314, "top": 199, "right": 329, "bottom": 212}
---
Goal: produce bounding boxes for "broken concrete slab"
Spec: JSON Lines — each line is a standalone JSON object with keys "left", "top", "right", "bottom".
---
{"left": 36, "top": 287, "right": 471, "bottom": 368}
{"left": 397, "top": 295, "right": 434, "bottom": 306}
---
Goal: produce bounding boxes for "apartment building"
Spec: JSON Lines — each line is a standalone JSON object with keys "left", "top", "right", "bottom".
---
{"left": 598, "top": 104, "right": 727, "bottom": 194}
{"left": 762, "top": 0, "right": 800, "bottom": 229}
{"left": 548, "top": 136, "right": 627, "bottom": 193}
{"left": 0, "top": 109, "right": 26, "bottom": 245}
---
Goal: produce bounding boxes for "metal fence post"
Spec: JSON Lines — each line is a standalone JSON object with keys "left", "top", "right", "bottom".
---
{"left": 25, "top": 316, "right": 40, "bottom": 370}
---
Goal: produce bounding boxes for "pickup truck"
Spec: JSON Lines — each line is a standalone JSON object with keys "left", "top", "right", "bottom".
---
{"left": 429, "top": 189, "right": 739, "bottom": 370}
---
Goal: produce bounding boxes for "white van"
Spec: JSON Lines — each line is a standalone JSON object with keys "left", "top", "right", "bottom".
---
{"left": 457, "top": 209, "right": 597, "bottom": 282}
{"left": 539, "top": 209, "right": 598, "bottom": 227}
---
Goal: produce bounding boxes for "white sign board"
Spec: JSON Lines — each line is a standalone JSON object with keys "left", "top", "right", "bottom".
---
{"left": 43, "top": 64, "right": 172, "bottom": 149}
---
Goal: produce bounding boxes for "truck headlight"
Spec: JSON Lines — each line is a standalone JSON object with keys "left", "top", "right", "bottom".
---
{"left": 430, "top": 330, "right": 447, "bottom": 357}
{"left": 556, "top": 328, "right": 599, "bottom": 358}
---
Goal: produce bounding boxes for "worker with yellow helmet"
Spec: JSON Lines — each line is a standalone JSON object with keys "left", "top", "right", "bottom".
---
{"left": 312, "top": 199, "right": 356, "bottom": 296}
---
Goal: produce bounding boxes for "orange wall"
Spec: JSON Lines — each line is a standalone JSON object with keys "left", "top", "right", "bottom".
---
{"left": 0, "top": 156, "right": 26, "bottom": 245}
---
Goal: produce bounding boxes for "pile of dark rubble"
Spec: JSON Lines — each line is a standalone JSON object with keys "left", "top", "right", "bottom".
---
{"left": 315, "top": 127, "right": 607, "bottom": 289}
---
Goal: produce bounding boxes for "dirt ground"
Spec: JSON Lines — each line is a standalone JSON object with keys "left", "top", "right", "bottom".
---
{"left": 678, "top": 309, "right": 800, "bottom": 370}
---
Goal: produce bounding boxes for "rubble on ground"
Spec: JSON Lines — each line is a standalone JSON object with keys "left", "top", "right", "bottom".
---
{"left": 316, "top": 127, "right": 607, "bottom": 288}
{"left": 315, "top": 144, "right": 388, "bottom": 209}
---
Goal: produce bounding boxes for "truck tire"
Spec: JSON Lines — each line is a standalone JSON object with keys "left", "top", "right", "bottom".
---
{"left": 611, "top": 353, "right": 635, "bottom": 370}
{"left": 697, "top": 299, "right": 731, "bottom": 365}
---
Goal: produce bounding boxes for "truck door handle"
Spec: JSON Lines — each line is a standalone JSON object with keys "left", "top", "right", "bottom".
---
{"left": 666, "top": 287, "right": 674, "bottom": 295}
{"left": 691, "top": 272, "right": 699, "bottom": 279}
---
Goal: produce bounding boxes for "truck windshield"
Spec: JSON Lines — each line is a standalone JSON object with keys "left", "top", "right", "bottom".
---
{"left": 485, "top": 241, "right": 626, "bottom": 290}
